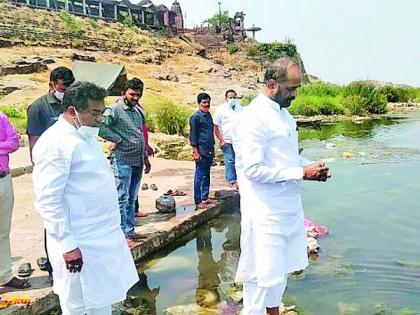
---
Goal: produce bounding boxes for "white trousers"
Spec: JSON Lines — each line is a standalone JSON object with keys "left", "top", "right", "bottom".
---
{"left": 0, "top": 174, "right": 14, "bottom": 285}
{"left": 242, "top": 277, "right": 287, "bottom": 315}
{"left": 60, "top": 273, "right": 112, "bottom": 315}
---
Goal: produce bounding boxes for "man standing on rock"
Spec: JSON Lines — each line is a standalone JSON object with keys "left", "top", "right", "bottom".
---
{"left": 26, "top": 66, "right": 75, "bottom": 281}
{"left": 32, "top": 82, "right": 138, "bottom": 315}
{"left": 99, "top": 78, "right": 151, "bottom": 241}
{"left": 0, "top": 111, "right": 31, "bottom": 290}
{"left": 189, "top": 93, "right": 217, "bottom": 209}
{"left": 232, "top": 58, "right": 331, "bottom": 315}
{"left": 214, "top": 89, "right": 243, "bottom": 190}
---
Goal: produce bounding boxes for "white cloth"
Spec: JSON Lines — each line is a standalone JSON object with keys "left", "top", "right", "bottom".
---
{"left": 32, "top": 116, "right": 139, "bottom": 309}
{"left": 232, "top": 93, "right": 311, "bottom": 288}
{"left": 0, "top": 174, "right": 14, "bottom": 285}
{"left": 60, "top": 273, "right": 112, "bottom": 315}
{"left": 243, "top": 277, "right": 287, "bottom": 314}
{"left": 213, "top": 102, "right": 243, "bottom": 143}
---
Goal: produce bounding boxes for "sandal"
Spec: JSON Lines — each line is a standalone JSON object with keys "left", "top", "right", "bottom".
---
{"left": 37, "top": 257, "right": 48, "bottom": 271}
{"left": 141, "top": 183, "right": 149, "bottom": 190}
{"left": 3, "top": 277, "right": 31, "bottom": 289}
{"left": 150, "top": 184, "right": 158, "bottom": 191}
{"left": 135, "top": 212, "right": 149, "bottom": 218}
{"left": 17, "top": 263, "right": 33, "bottom": 278}
{"left": 163, "top": 189, "right": 173, "bottom": 196}
{"left": 171, "top": 189, "right": 187, "bottom": 196}
{"left": 127, "top": 233, "right": 148, "bottom": 240}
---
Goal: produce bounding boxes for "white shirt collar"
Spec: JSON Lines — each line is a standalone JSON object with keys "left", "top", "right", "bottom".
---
{"left": 259, "top": 93, "right": 283, "bottom": 114}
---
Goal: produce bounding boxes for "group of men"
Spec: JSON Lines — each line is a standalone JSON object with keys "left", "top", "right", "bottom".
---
{"left": 0, "top": 57, "right": 331, "bottom": 314}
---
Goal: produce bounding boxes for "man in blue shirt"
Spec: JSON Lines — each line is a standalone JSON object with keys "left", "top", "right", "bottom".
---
{"left": 189, "top": 93, "right": 216, "bottom": 209}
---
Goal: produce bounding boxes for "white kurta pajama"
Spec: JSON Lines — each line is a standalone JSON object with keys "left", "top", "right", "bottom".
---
{"left": 232, "top": 94, "right": 311, "bottom": 313}
{"left": 32, "top": 117, "right": 139, "bottom": 314}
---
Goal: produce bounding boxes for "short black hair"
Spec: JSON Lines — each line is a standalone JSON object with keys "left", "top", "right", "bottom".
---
{"left": 197, "top": 92, "right": 211, "bottom": 104}
{"left": 225, "top": 89, "right": 237, "bottom": 98}
{"left": 123, "top": 78, "right": 144, "bottom": 92}
{"left": 50, "top": 67, "right": 75, "bottom": 86}
{"left": 62, "top": 81, "right": 107, "bottom": 112}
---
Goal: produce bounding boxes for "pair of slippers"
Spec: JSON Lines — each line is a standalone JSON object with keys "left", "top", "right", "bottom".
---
{"left": 163, "top": 189, "right": 187, "bottom": 196}
{"left": 142, "top": 183, "right": 158, "bottom": 191}
{"left": 18, "top": 257, "right": 50, "bottom": 278}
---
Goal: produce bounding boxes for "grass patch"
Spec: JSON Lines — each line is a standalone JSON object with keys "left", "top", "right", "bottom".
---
{"left": 59, "top": 11, "right": 84, "bottom": 36}
{"left": 290, "top": 95, "right": 345, "bottom": 116}
{"left": 240, "top": 93, "right": 257, "bottom": 106}
{"left": 153, "top": 100, "right": 192, "bottom": 135}
{"left": 228, "top": 43, "right": 239, "bottom": 54}
{"left": 0, "top": 105, "right": 27, "bottom": 133}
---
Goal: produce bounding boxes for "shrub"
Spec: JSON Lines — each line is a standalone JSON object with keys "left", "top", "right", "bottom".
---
{"left": 228, "top": 43, "right": 239, "bottom": 54}
{"left": 240, "top": 94, "right": 257, "bottom": 106}
{"left": 59, "top": 11, "right": 84, "bottom": 36}
{"left": 378, "top": 85, "right": 414, "bottom": 103}
{"left": 289, "top": 95, "right": 344, "bottom": 116}
{"left": 344, "top": 81, "right": 387, "bottom": 114}
{"left": 342, "top": 95, "right": 367, "bottom": 116}
{"left": 0, "top": 105, "right": 27, "bottom": 133}
{"left": 144, "top": 111, "right": 156, "bottom": 133}
{"left": 245, "top": 40, "right": 299, "bottom": 63}
{"left": 298, "top": 83, "right": 344, "bottom": 97}
{"left": 154, "top": 101, "right": 192, "bottom": 135}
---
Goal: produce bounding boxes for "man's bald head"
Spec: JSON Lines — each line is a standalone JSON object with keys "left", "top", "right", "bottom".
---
{"left": 263, "top": 57, "right": 303, "bottom": 108}
{"left": 264, "top": 58, "right": 302, "bottom": 84}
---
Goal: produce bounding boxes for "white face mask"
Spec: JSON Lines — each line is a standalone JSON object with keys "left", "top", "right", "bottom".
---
{"left": 228, "top": 98, "right": 237, "bottom": 108}
{"left": 54, "top": 90, "right": 65, "bottom": 102}
{"left": 74, "top": 110, "right": 99, "bottom": 140}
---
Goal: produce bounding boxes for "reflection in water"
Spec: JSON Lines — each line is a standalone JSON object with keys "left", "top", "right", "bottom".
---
{"left": 128, "top": 273, "right": 160, "bottom": 314}
{"left": 196, "top": 226, "right": 221, "bottom": 307}
{"left": 129, "top": 112, "right": 420, "bottom": 315}
{"left": 299, "top": 117, "right": 399, "bottom": 141}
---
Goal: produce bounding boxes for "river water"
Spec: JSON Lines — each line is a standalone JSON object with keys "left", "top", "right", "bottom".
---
{"left": 129, "top": 111, "right": 420, "bottom": 315}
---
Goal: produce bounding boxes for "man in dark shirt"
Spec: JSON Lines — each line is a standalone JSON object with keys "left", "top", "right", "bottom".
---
{"left": 26, "top": 67, "right": 75, "bottom": 281}
{"left": 99, "top": 78, "right": 151, "bottom": 241}
{"left": 27, "top": 67, "right": 75, "bottom": 158}
{"left": 189, "top": 93, "right": 216, "bottom": 209}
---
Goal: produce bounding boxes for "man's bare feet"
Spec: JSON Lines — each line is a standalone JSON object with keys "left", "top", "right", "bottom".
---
{"left": 3, "top": 277, "right": 31, "bottom": 289}
{"left": 202, "top": 199, "right": 217, "bottom": 205}
{"left": 196, "top": 203, "right": 208, "bottom": 209}
{"left": 127, "top": 233, "right": 147, "bottom": 240}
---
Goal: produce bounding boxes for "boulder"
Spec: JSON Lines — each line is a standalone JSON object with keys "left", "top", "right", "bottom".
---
{"left": 71, "top": 52, "right": 96, "bottom": 62}
{"left": 0, "top": 60, "right": 48, "bottom": 76}
{"left": 177, "top": 144, "right": 194, "bottom": 161}
{"left": 0, "top": 39, "right": 12, "bottom": 48}
{"left": 307, "top": 237, "right": 320, "bottom": 255}
{"left": 156, "top": 74, "right": 179, "bottom": 82}
{"left": 156, "top": 195, "right": 176, "bottom": 213}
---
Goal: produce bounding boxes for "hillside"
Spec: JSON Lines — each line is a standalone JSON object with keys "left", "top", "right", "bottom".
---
{"left": 0, "top": 1, "right": 267, "bottom": 112}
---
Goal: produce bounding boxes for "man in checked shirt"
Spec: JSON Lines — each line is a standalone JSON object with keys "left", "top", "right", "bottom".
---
{"left": 99, "top": 78, "right": 151, "bottom": 242}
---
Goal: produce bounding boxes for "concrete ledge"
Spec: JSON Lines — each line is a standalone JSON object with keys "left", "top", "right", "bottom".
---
{"left": 8, "top": 190, "right": 240, "bottom": 314}
{"left": 11, "top": 165, "right": 33, "bottom": 178}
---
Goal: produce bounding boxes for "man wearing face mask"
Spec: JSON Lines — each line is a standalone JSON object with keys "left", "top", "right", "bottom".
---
{"left": 189, "top": 93, "right": 216, "bottom": 209}
{"left": 26, "top": 66, "right": 75, "bottom": 281}
{"left": 99, "top": 78, "right": 151, "bottom": 242}
{"left": 214, "top": 89, "right": 243, "bottom": 190}
{"left": 27, "top": 67, "right": 75, "bottom": 159}
{"left": 232, "top": 58, "right": 331, "bottom": 315}
{"left": 32, "top": 81, "right": 139, "bottom": 315}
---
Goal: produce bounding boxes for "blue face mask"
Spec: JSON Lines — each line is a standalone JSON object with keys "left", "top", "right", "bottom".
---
{"left": 228, "top": 98, "right": 237, "bottom": 109}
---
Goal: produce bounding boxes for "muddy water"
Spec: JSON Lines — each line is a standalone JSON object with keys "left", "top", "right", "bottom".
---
{"left": 129, "top": 111, "right": 420, "bottom": 315}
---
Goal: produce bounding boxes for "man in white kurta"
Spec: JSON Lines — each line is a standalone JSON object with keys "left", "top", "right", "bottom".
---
{"left": 32, "top": 81, "right": 139, "bottom": 315}
{"left": 232, "top": 58, "right": 330, "bottom": 315}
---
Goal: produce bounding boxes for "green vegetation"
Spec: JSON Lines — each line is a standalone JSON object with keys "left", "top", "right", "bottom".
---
{"left": 203, "top": 10, "right": 230, "bottom": 29}
{"left": 227, "top": 43, "right": 239, "bottom": 54}
{"left": 245, "top": 39, "right": 300, "bottom": 63}
{"left": 59, "top": 11, "right": 84, "bottom": 36}
{"left": 289, "top": 81, "right": 394, "bottom": 116}
{"left": 153, "top": 100, "right": 192, "bottom": 136}
{"left": 0, "top": 105, "right": 27, "bottom": 133}
{"left": 240, "top": 93, "right": 257, "bottom": 106}
{"left": 378, "top": 85, "right": 416, "bottom": 103}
